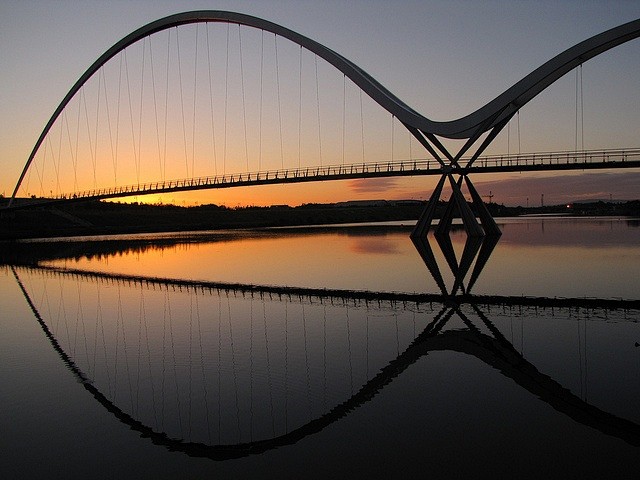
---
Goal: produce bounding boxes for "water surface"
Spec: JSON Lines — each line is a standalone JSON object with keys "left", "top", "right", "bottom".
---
{"left": 1, "top": 217, "right": 639, "bottom": 478}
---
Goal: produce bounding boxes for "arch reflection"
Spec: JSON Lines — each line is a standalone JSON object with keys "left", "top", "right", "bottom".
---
{"left": 11, "top": 262, "right": 640, "bottom": 459}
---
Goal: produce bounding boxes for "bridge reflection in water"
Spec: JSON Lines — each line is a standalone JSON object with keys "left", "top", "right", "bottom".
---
{"left": 8, "top": 230, "right": 640, "bottom": 459}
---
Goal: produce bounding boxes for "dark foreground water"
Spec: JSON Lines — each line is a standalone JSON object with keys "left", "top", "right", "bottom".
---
{"left": 1, "top": 217, "right": 639, "bottom": 479}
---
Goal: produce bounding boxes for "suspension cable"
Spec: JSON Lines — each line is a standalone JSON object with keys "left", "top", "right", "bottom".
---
{"left": 574, "top": 64, "right": 585, "bottom": 152}
{"left": 176, "top": 27, "right": 190, "bottom": 178}
{"left": 575, "top": 67, "right": 579, "bottom": 152}
{"left": 148, "top": 35, "right": 164, "bottom": 182}
{"left": 163, "top": 30, "right": 171, "bottom": 182}
{"left": 81, "top": 89, "right": 97, "bottom": 189}
{"left": 100, "top": 68, "right": 117, "bottom": 186}
{"left": 342, "top": 74, "right": 346, "bottom": 165}
{"left": 55, "top": 114, "right": 64, "bottom": 194}
{"left": 115, "top": 52, "right": 123, "bottom": 186}
{"left": 223, "top": 24, "right": 230, "bottom": 174}
{"left": 314, "top": 55, "right": 322, "bottom": 166}
{"left": 206, "top": 24, "right": 218, "bottom": 175}
{"left": 123, "top": 49, "right": 139, "bottom": 186}
{"left": 259, "top": 30, "right": 264, "bottom": 171}
{"left": 137, "top": 37, "right": 146, "bottom": 185}
{"left": 22, "top": 152, "right": 33, "bottom": 197}
{"left": 42, "top": 138, "right": 52, "bottom": 196}
{"left": 580, "top": 64, "right": 584, "bottom": 151}
{"left": 391, "top": 114, "right": 395, "bottom": 163}
{"left": 63, "top": 101, "right": 79, "bottom": 192}
{"left": 191, "top": 24, "right": 199, "bottom": 178}
{"left": 238, "top": 25, "right": 250, "bottom": 172}
{"left": 298, "top": 45, "right": 303, "bottom": 168}
{"left": 360, "top": 89, "right": 365, "bottom": 163}
{"left": 517, "top": 110, "right": 521, "bottom": 155}
{"left": 274, "top": 33, "right": 284, "bottom": 169}
{"left": 45, "top": 135, "right": 59, "bottom": 195}
{"left": 93, "top": 71, "right": 102, "bottom": 188}
{"left": 73, "top": 84, "right": 82, "bottom": 191}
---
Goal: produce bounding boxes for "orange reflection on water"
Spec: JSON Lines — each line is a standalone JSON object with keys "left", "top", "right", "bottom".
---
{"left": 44, "top": 218, "right": 640, "bottom": 299}
{"left": 51, "top": 228, "right": 431, "bottom": 293}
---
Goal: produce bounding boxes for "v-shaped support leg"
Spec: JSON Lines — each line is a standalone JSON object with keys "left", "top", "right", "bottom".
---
{"left": 465, "top": 176, "right": 501, "bottom": 236}
{"left": 411, "top": 174, "right": 446, "bottom": 238}
{"left": 445, "top": 174, "right": 484, "bottom": 237}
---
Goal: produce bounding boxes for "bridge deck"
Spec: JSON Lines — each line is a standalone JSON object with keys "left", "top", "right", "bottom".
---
{"left": 20, "top": 264, "right": 640, "bottom": 310}
{"left": 7, "top": 148, "right": 640, "bottom": 208}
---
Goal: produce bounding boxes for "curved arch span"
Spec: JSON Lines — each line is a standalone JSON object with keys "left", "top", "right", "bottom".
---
{"left": 11, "top": 12, "right": 640, "bottom": 201}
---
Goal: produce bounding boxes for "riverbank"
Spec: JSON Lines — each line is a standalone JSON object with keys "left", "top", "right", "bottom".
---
{"left": 1, "top": 199, "right": 638, "bottom": 240}
{"left": 0, "top": 200, "right": 423, "bottom": 240}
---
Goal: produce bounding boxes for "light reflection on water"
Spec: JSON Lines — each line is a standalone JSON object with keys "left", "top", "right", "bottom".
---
{"left": 1, "top": 217, "right": 640, "bottom": 477}
{"left": 38, "top": 217, "right": 640, "bottom": 299}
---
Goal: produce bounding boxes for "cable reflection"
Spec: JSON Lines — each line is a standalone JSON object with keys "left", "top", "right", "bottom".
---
{"left": 11, "top": 263, "right": 640, "bottom": 459}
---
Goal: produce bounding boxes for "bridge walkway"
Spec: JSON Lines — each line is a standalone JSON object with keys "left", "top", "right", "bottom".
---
{"left": 8, "top": 148, "right": 640, "bottom": 208}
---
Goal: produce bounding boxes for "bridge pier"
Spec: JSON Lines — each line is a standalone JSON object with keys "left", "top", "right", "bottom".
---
{"left": 412, "top": 210, "right": 500, "bottom": 297}
{"left": 408, "top": 122, "right": 505, "bottom": 294}
{"left": 411, "top": 172, "right": 500, "bottom": 238}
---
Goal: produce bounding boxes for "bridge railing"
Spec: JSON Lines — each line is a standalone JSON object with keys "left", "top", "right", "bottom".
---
{"left": 55, "top": 158, "right": 440, "bottom": 200}
{"left": 52, "top": 148, "right": 640, "bottom": 201}
{"left": 469, "top": 148, "right": 640, "bottom": 169}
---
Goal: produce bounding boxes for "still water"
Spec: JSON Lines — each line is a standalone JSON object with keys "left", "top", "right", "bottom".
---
{"left": 1, "top": 217, "right": 639, "bottom": 478}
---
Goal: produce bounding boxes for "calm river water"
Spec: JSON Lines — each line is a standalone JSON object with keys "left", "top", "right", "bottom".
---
{"left": 1, "top": 217, "right": 639, "bottom": 478}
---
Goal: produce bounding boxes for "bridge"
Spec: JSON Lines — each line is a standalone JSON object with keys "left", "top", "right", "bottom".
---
{"left": 7, "top": 148, "right": 640, "bottom": 208}
{"left": 5, "top": 11, "right": 640, "bottom": 237}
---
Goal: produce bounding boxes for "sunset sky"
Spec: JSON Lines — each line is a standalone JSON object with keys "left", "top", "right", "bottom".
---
{"left": 1, "top": 0, "right": 639, "bottom": 207}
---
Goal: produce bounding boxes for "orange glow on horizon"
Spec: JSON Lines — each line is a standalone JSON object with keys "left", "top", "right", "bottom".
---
{"left": 108, "top": 176, "right": 443, "bottom": 207}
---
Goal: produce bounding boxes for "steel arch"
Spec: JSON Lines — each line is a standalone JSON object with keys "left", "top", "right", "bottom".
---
{"left": 10, "top": 11, "right": 640, "bottom": 202}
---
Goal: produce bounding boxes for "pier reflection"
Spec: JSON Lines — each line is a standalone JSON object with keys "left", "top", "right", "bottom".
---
{"left": 10, "top": 250, "right": 640, "bottom": 459}
{"left": 412, "top": 232, "right": 501, "bottom": 296}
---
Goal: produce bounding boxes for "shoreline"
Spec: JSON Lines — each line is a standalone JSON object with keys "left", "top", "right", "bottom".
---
{"left": 1, "top": 199, "right": 638, "bottom": 241}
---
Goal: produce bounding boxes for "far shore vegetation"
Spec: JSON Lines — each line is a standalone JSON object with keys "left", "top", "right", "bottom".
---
{"left": 1, "top": 197, "right": 639, "bottom": 240}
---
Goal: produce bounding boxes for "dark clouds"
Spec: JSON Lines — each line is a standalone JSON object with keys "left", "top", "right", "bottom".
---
{"left": 347, "top": 178, "right": 400, "bottom": 194}
{"left": 357, "top": 172, "right": 640, "bottom": 206}
{"left": 474, "top": 172, "right": 640, "bottom": 205}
